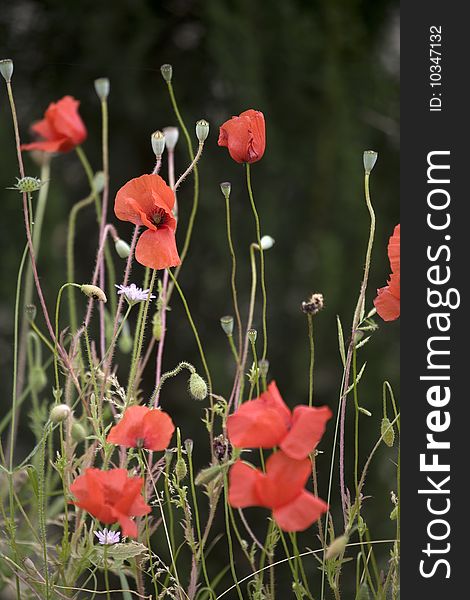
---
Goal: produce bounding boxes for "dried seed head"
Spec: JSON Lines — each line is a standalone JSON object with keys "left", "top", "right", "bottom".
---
{"left": 151, "top": 130, "right": 166, "bottom": 157}
{"left": 81, "top": 284, "right": 107, "bottom": 303}
{"left": 301, "top": 293, "right": 324, "bottom": 315}
{"left": 363, "top": 150, "right": 378, "bottom": 174}
{"left": 94, "top": 77, "right": 110, "bottom": 100}
{"left": 213, "top": 434, "right": 233, "bottom": 462}
{"left": 160, "top": 63, "right": 173, "bottom": 83}
{"left": 115, "top": 238, "right": 131, "bottom": 259}
{"left": 188, "top": 372, "right": 208, "bottom": 401}
{"left": 220, "top": 315, "right": 234, "bottom": 337}
{"left": 220, "top": 181, "right": 231, "bottom": 198}
{"left": 10, "top": 176, "right": 43, "bottom": 193}
{"left": 381, "top": 417, "right": 395, "bottom": 447}
{"left": 163, "top": 126, "right": 179, "bottom": 151}
{"left": 50, "top": 404, "right": 72, "bottom": 423}
{"left": 196, "top": 119, "right": 209, "bottom": 143}
{"left": 0, "top": 59, "right": 13, "bottom": 83}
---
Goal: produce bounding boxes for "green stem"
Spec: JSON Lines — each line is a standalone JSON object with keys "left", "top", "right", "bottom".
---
{"left": 54, "top": 283, "right": 81, "bottom": 390}
{"left": 223, "top": 474, "right": 243, "bottom": 600}
{"left": 103, "top": 543, "right": 111, "bottom": 600}
{"left": 224, "top": 191, "right": 243, "bottom": 363}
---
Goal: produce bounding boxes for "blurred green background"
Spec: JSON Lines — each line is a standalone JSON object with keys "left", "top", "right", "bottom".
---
{"left": 0, "top": 0, "right": 399, "bottom": 597}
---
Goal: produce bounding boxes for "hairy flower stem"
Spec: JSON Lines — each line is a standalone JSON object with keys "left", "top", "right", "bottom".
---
{"left": 223, "top": 475, "right": 244, "bottom": 600}
{"left": 174, "top": 141, "right": 204, "bottom": 190}
{"left": 150, "top": 361, "right": 195, "bottom": 405}
{"left": 54, "top": 283, "right": 82, "bottom": 389}
{"left": 246, "top": 164, "right": 268, "bottom": 374}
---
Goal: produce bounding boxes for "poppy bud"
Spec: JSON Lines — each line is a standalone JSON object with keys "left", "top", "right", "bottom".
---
{"left": 188, "top": 372, "right": 208, "bottom": 401}
{"left": 258, "top": 359, "right": 269, "bottom": 379}
{"left": 151, "top": 130, "right": 166, "bottom": 158}
{"left": 10, "top": 176, "right": 43, "bottom": 193}
{"left": 94, "top": 77, "right": 110, "bottom": 101}
{"left": 50, "top": 404, "right": 71, "bottom": 423}
{"left": 160, "top": 63, "right": 173, "bottom": 83}
{"left": 248, "top": 329, "right": 257, "bottom": 344}
{"left": 71, "top": 422, "right": 87, "bottom": 443}
{"left": 115, "top": 238, "right": 131, "bottom": 259}
{"left": 363, "top": 150, "right": 378, "bottom": 174}
{"left": 195, "top": 464, "right": 224, "bottom": 486}
{"left": 29, "top": 366, "right": 47, "bottom": 393}
{"left": 0, "top": 59, "right": 13, "bottom": 83}
{"left": 220, "top": 315, "right": 234, "bottom": 337}
{"left": 381, "top": 417, "right": 395, "bottom": 447}
{"left": 259, "top": 235, "right": 275, "bottom": 250}
{"left": 325, "top": 534, "right": 349, "bottom": 559}
{"left": 220, "top": 181, "right": 231, "bottom": 198}
{"left": 196, "top": 119, "right": 209, "bottom": 143}
{"left": 163, "top": 126, "right": 179, "bottom": 151}
{"left": 301, "top": 293, "right": 324, "bottom": 315}
{"left": 151, "top": 311, "right": 162, "bottom": 341}
{"left": 80, "top": 284, "right": 107, "bottom": 303}
{"left": 175, "top": 457, "right": 187, "bottom": 481}
{"left": 23, "top": 557, "right": 38, "bottom": 576}
{"left": 184, "top": 439, "right": 193, "bottom": 456}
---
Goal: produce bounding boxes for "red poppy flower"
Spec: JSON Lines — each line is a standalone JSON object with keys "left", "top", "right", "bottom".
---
{"left": 114, "top": 174, "right": 180, "bottom": 271}
{"left": 229, "top": 452, "right": 327, "bottom": 531}
{"left": 227, "top": 381, "right": 332, "bottom": 460}
{"left": 107, "top": 405, "right": 175, "bottom": 451}
{"left": 70, "top": 468, "right": 151, "bottom": 537}
{"left": 374, "top": 224, "right": 400, "bottom": 321}
{"left": 218, "top": 109, "right": 266, "bottom": 163}
{"left": 21, "top": 96, "right": 87, "bottom": 153}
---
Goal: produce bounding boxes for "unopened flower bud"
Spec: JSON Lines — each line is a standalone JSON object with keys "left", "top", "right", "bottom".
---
{"left": 301, "top": 293, "right": 324, "bottom": 315}
{"left": 325, "top": 534, "right": 349, "bottom": 559}
{"left": 258, "top": 359, "right": 269, "bottom": 379}
{"left": 115, "top": 238, "right": 131, "bottom": 259}
{"left": 184, "top": 439, "right": 193, "bottom": 455}
{"left": 29, "top": 366, "right": 47, "bottom": 393}
{"left": 23, "top": 557, "right": 37, "bottom": 576}
{"left": 381, "top": 417, "right": 395, "bottom": 447}
{"left": 259, "top": 235, "right": 275, "bottom": 250}
{"left": 363, "top": 150, "right": 378, "bottom": 174}
{"left": 0, "top": 59, "right": 13, "bottom": 83}
{"left": 81, "top": 284, "right": 107, "bottom": 303}
{"left": 93, "top": 171, "right": 106, "bottom": 194}
{"left": 152, "top": 311, "right": 163, "bottom": 341}
{"left": 220, "top": 315, "right": 234, "bottom": 337}
{"left": 151, "top": 130, "right": 166, "bottom": 157}
{"left": 94, "top": 77, "right": 110, "bottom": 100}
{"left": 247, "top": 329, "right": 257, "bottom": 343}
{"left": 220, "top": 181, "right": 231, "bottom": 198}
{"left": 188, "top": 372, "right": 208, "bottom": 401}
{"left": 196, "top": 119, "right": 209, "bottom": 143}
{"left": 71, "top": 422, "right": 87, "bottom": 443}
{"left": 160, "top": 63, "right": 173, "bottom": 83}
{"left": 163, "top": 126, "right": 179, "bottom": 151}
{"left": 50, "top": 404, "right": 71, "bottom": 423}
{"left": 175, "top": 457, "right": 187, "bottom": 481}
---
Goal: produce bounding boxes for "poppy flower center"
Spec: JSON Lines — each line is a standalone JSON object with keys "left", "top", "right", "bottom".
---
{"left": 150, "top": 208, "right": 167, "bottom": 227}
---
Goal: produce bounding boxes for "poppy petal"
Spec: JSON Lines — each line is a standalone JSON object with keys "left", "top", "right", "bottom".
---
{"left": 142, "top": 409, "right": 175, "bottom": 451}
{"left": 117, "top": 514, "right": 138, "bottom": 538}
{"left": 256, "top": 452, "right": 311, "bottom": 509}
{"left": 388, "top": 225, "right": 400, "bottom": 274}
{"left": 135, "top": 227, "right": 181, "bottom": 271}
{"left": 374, "top": 285, "right": 400, "bottom": 321}
{"left": 273, "top": 490, "right": 328, "bottom": 532}
{"left": 107, "top": 406, "right": 150, "bottom": 448}
{"left": 280, "top": 405, "right": 332, "bottom": 460}
{"left": 228, "top": 461, "right": 263, "bottom": 508}
{"left": 21, "top": 138, "right": 72, "bottom": 152}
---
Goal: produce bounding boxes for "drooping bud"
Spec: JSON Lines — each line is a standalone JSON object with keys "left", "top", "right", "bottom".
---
{"left": 29, "top": 366, "right": 47, "bottom": 393}
{"left": 152, "top": 311, "right": 163, "bottom": 341}
{"left": 220, "top": 315, "right": 234, "bottom": 337}
{"left": 175, "top": 457, "right": 187, "bottom": 481}
{"left": 151, "top": 130, "right": 166, "bottom": 158}
{"left": 50, "top": 404, "right": 71, "bottom": 423}
{"left": 195, "top": 119, "right": 209, "bottom": 143}
{"left": 80, "top": 284, "right": 107, "bottom": 303}
{"left": 115, "top": 238, "right": 131, "bottom": 259}
{"left": 259, "top": 235, "right": 275, "bottom": 250}
{"left": 258, "top": 359, "right": 269, "bottom": 379}
{"left": 71, "top": 422, "right": 87, "bottom": 443}
{"left": 160, "top": 64, "right": 173, "bottom": 83}
{"left": 301, "top": 293, "right": 324, "bottom": 315}
{"left": 325, "top": 534, "right": 349, "bottom": 559}
{"left": 0, "top": 59, "right": 13, "bottom": 83}
{"left": 163, "top": 126, "right": 179, "bottom": 151}
{"left": 220, "top": 181, "right": 231, "bottom": 198}
{"left": 94, "top": 77, "right": 110, "bottom": 101}
{"left": 247, "top": 329, "right": 257, "bottom": 344}
{"left": 363, "top": 150, "right": 378, "bottom": 175}
{"left": 381, "top": 417, "right": 395, "bottom": 447}
{"left": 188, "top": 372, "right": 208, "bottom": 401}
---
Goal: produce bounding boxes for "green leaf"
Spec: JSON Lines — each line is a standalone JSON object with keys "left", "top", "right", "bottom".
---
{"left": 336, "top": 316, "right": 346, "bottom": 367}
{"left": 345, "top": 362, "right": 367, "bottom": 395}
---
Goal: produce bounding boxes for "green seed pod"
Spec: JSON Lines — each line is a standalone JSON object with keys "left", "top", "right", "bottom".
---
{"left": 163, "top": 126, "right": 179, "bottom": 151}
{"left": 247, "top": 329, "right": 257, "bottom": 343}
{"left": 184, "top": 439, "right": 193, "bottom": 456}
{"left": 151, "top": 130, "right": 166, "bottom": 157}
{"left": 325, "top": 534, "right": 349, "bottom": 560}
{"left": 220, "top": 315, "right": 234, "bottom": 337}
{"left": 94, "top": 77, "right": 110, "bottom": 100}
{"left": 175, "top": 457, "right": 187, "bottom": 481}
{"left": 188, "top": 372, "right": 208, "bottom": 401}
{"left": 381, "top": 417, "right": 395, "bottom": 447}
{"left": 115, "top": 238, "right": 131, "bottom": 259}
{"left": 258, "top": 359, "right": 269, "bottom": 379}
{"left": 50, "top": 404, "right": 71, "bottom": 423}
{"left": 196, "top": 119, "right": 209, "bottom": 143}
{"left": 363, "top": 150, "right": 378, "bottom": 174}
{"left": 29, "top": 366, "right": 47, "bottom": 393}
{"left": 220, "top": 181, "right": 231, "bottom": 198}
{"left": 160, "top": 63, "right": 173, "bottom": 83}
{"left": 152, "top": 311, "right": 163, "bottom": 341}
{"left": 71, "top": 422, "right": 87, "bottom": 444}
{"left": 0, "top": 59, "right": 13, "bottom": 83}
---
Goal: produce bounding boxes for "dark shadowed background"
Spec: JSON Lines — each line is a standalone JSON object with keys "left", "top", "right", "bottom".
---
{"left": 0, "top": 0, "right": 399, "bottom": 596}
